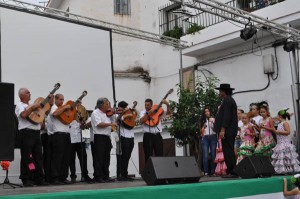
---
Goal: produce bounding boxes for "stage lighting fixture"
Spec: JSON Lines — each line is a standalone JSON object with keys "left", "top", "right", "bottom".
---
{"left": 240, "top": 27, "right": 257, "bottom": 41}
{"left": 283, "top": 41, "right": 299, "bottom": 52}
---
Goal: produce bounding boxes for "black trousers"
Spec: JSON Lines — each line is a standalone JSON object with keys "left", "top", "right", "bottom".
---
{"left": 41, "top": 133, "right": 49, "bottom": 182}
{"left": 90, "top": 142, "right": 97, "bottom": 178}
{"left": 120, "top": 136, "right": 134, "bottom": 177}
{"left": 221, "top": 134, "right": 236, "bottom": 174}
{"left": 93, "top": 134, "right": 112, "bottom": 180}
{"left": 70, "top": 142, "right": 89, "bottom": 179}
{"left": 143, "top": 133, "right": 163, "bottom": 164}
{"left": 49, "top": 132, "right": 71, "bottom": 182}
{"left": 19, "top": 128, "right": 43, "bottom": 183}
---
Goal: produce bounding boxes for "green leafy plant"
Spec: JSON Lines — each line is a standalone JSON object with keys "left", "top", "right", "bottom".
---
{"left": 162, "top": 26, "right": 183, "bottom": 39}
{"left": 168, "top": 76, "right": 221, "bottom": 146}
{"left": 186, "top": 23, "right": 205, "bottom": 35}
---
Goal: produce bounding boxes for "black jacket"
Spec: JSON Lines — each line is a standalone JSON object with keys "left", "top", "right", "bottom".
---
{"left": 214, "top": 95, "right": 238, "bottom": 137}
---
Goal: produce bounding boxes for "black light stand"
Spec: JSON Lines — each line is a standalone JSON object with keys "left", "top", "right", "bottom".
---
{"left": 0, "top": 170, "right": 22, "bottom": 189}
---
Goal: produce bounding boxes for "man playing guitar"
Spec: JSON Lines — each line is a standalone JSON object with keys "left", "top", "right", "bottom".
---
{"left": 47, "top": 94, "right": 72, "bottom": 184}
{"left": 139, "top": 98, "right": 171, "bottom": 164}
{"left": 116, "top": 101, "right": 136, "bottom": 181}
{"left": 15, "top": 88, "right": 53, "bottom": 187}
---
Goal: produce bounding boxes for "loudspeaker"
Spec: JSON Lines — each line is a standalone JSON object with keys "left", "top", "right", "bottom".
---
{"left": 233, "top": 156, "right": 275, "bottom": 179}
{"left": 141, "top": 156, "right": 200, "bottom": 185}
{"left": 0, "top": 83, "right": 15, "bottom": 161}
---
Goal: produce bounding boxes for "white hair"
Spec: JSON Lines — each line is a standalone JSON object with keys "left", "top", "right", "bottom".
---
{"left": 18, "top": 88, "right": 27, "bottom": 98}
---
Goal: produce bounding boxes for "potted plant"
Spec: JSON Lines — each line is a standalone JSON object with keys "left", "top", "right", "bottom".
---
{"left": 167, "top": 76, "right": 221, "bottom": 171}
{"left": 186, "top": 23, "right": 205, "bottom": 35}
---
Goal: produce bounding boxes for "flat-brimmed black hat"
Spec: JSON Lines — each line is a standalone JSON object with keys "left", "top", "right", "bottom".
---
{"left": 215, "top": 83, "right": 235, "bottom": 90}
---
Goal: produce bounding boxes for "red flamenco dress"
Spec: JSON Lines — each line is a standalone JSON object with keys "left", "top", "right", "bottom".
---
{"left": 214, "top": 138, "right": 227, "bottom": 176}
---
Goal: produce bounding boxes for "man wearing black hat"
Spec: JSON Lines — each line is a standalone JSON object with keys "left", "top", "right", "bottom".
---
{"left": 116, "top": 101, "right": 136, "bottom": 181}
{"left": 214, "top": 84, "right": 238, "bottom": 178}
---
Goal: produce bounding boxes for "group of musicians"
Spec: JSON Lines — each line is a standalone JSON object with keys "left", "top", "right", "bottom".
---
{"left": 15, "top": 87, "right": 171, "bottom": 187}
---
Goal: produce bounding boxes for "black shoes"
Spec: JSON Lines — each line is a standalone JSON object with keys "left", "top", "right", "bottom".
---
{"left": 117, "top": 176, "right": 134, "bottom": 181}
{"left": 103, "top": 177, "right": 116, "bottom": 183}
{"left": 51, "top": 180, "right": 65, "bottom": 185}
{"left": 22, "top": 180, "right": 35, "bottom": 187}
{"left": 93, "top": 178, "right": 105, "bottom": 183}
{"left": 35, "top": 180, "right": 50, "bottom": 186}
{"left": 60, "top": 179, "right": 73, "bottom": 184}
{"left": 71, "top": 178, "right": 76, "bottom": 184}
{"left": 82, "top": 176, "right": 94, "bottom": 183}
{"left": 221, "top": 173, "right": 239, "bottom": 178}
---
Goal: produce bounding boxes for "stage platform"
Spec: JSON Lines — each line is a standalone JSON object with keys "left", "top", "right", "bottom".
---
{"left": 0, "top": 176, "right": 289, "bottom": 199}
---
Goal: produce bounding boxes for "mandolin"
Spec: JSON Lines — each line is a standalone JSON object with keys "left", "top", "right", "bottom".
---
{"left": 145, "top": 89, "right": 173, "bottom": 127}
{"left": 122, "top": 101, "right": 138, "bottom": 130}
{"left": 26, "top": 83, "right": 60, "bottom": 124}
{"left": 57, "top": 91, "right": 87, "bottom": 125}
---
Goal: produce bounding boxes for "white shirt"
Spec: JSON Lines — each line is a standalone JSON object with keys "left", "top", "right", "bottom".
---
{"left": 15, "top": 101, "right": 40, "bottom": 130}
{"left": 139, "top": 107, "right": 167, "bottom": 134}
{"left": 48, "top": 104, "right": 69, "bottom": 134}
{"left": 203, "top": 118, "right": 216, "bottom": 136}
{"left": 91, "top": 108, "right": 111, "bottom": 136}
{"left": 252, "top": 115, "right": 263, "bottom": 135}
{"left": 238, "top": 120, "right": 243, "bottom": 128}
{"left": 45, "top": 115, "right": 53, "bottom": 135}
{"left": 86, "top": 117, "right": 94, "bottom": 142}
{"left": 69, "top": 120, "right": 82, "bottom": 143}
{"left": 117, "top": 114, "right": 134, "bottom": 138}
{"left": 120, "top": 127, "right": 134, "bottom": 138}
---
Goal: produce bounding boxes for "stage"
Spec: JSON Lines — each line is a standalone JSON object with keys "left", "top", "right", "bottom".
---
{"left": 0, "top": 176, "right": 288, "bottom": 199}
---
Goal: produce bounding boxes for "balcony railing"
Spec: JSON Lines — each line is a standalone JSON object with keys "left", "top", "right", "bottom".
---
{"left": 159, "top": 0, "right": 286, "bottom": 36}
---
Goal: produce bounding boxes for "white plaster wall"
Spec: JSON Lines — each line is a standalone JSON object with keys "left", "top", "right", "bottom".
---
{"left": 0, "top": 0, "right": 193, "bottom": 182}
{"left": 195, "top": 46, "right": 297, "bottom": 133}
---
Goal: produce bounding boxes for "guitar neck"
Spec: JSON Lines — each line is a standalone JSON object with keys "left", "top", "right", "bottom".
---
{"left": 154, "top": 93, "right": 169, "bottom": 112}
{"left": 40, "top": 86, "right": 60, "bottom": 107}
{"left": 71, "top": 93, "right": 86, "bottom": 109}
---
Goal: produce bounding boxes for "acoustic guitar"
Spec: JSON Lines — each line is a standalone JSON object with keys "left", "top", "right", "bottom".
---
{"left": 26, "top": 83, "right": 60, "bottom": 124}
{"left": 57, "top": 91, "right": 87, "bottom": 125}
{"left": 145, "top": 89, "right": 173, "bottom": 127}
{"left": 122, "top": 101, "right": 138, "bottom": 130}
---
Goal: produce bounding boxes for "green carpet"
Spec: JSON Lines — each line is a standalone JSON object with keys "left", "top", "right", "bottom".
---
{"left": 0, "top": 176, "right": 290, "bottom": 199}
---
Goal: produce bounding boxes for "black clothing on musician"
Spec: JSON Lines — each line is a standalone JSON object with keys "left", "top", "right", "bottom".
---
{"left": 41, "top": 133, "right": 50, "bottom": 182}
{"left": 69, "top": 142, "right": 89, "bottom": 181}
{"left": 15, "top": 98, "right": 44, "bottom": 186}
{"left": 120, "top": 137, "right": 134, "bottom": 177}
{"left": 214, "top": 84, "right": 238, "bottom": 176}
{"left": 49, "top": 132, "right": 71, "bottom": 182}
{"left": 19, "top": 129, "right": 44, "bottom": 184}
{"left": 142, "top": 133, "right": 163, "bottom": 163}
{"left": 93, "top": 134, "right": 112, "bottom": 181}
{"left": 48, "top": 101, "right": 72, "bottom": 184}
{"left": 139, "top": 98, "right": 171, "bottom": 165}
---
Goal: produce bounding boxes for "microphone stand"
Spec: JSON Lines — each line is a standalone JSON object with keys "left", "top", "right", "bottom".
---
{"left": 113, "top": 102, "right": 122, "bottom": 179}
{"left": 147, "top": 113, "right": 160, "bottom": 132}
{"left": 77, "top": 113, "right": 85, "bottom": 183}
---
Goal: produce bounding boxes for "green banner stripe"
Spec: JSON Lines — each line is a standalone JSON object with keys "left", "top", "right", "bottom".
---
{"left": 0, "top": 176, "right": 288, "bottom": 199}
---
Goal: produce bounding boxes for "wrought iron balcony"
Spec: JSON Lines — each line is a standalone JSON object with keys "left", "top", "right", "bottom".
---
{"left": 159, "top": 0, "right": 286, "bottom": 36}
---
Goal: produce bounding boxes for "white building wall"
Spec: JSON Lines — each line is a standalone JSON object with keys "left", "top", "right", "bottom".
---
{"left": 1, "top": 0, "right": 198, "bottom": 182}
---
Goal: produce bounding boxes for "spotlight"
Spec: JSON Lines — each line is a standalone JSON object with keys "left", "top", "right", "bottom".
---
{"left": 283, "top": 41, "right": 299, "bottom": 52}
{"left": 240, "top": 18, "right": 257, "bottom": 41}
{"left": 240, "top": 27, "right": 257, "bottom": 41}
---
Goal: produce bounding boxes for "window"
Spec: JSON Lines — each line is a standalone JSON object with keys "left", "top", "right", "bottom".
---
{"left": 182, "top": 66, "right": 195, "bottom": 92}
{"left": 114, "top": 0, "right": 131, "bottom": 15}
